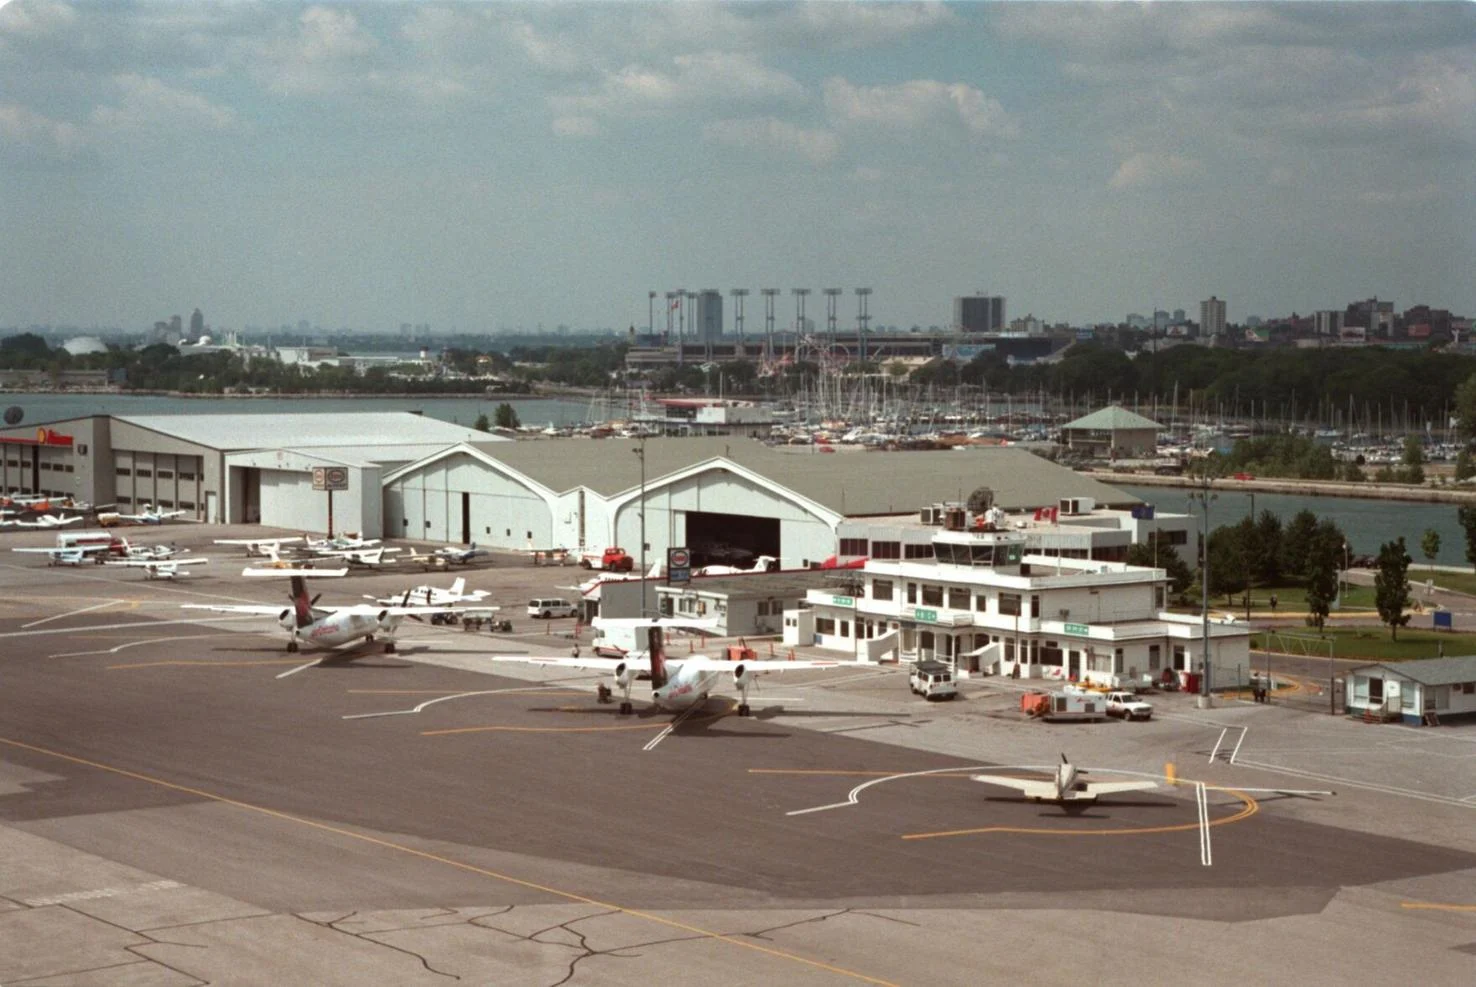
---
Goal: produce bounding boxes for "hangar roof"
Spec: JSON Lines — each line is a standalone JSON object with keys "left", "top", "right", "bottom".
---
{"left": 117, "top": 412, "right": 500, "bottom": 453}
{"left": 463, "top": 437, "right": 1138, "bottom": 515}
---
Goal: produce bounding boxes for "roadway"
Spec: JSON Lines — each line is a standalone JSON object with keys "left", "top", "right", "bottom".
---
{"left": 2, "top": 524, "right": 1475, "bottom": 984}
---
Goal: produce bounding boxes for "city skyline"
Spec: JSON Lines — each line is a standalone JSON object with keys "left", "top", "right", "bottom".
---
{"left": 2, "top": 1, "right": 1472, "bottom": 333}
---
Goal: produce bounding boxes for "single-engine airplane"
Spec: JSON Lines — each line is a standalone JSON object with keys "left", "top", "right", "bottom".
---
{"left": 2, "top": 513, "right": 84, "bottom": 529}
{"left": 11, "top": 544, "right": 108, "bottom": 565}
{"left": 181, "top": 570, "right": 457, "bottom": 654}
{"left": 971, "top": 754, "right": 1158, "bottom": 812}
{"left": 367, "top": 576, "right": 489, "bottom": 607}
{"left": 106, "top": 557, "right": 209, "bottom": 580}
{"left": 490, "top": 617, "right": 842, "bottom": 717}
{"left": 213, "top": 535, "right": 304, "bottom": 556}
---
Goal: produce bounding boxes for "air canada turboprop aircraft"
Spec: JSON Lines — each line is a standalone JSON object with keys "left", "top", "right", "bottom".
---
{"left": 181, "top": 569, "right": 458, "bottom": 654}
{"left": 971, "top": 754, "right": 1158, "bottom": 812}
{"left": 490, "top": 617, "right": 842, "bottom": 717}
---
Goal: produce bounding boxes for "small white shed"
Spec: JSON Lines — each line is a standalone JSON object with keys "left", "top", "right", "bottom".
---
{"left": 1345, "top": 656, "right": 1476, "bottom": 725}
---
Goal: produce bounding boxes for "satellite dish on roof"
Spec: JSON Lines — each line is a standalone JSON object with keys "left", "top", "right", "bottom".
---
{"left": 3, "top": 406, "right": 21, "bottom": 426}
{"left": 966, "top": 486, "right": 994, "bottom": 513}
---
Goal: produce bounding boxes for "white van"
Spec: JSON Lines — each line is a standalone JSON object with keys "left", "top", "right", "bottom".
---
{"left": 527, "top": 597, "right": 579, "bottom": 619}
{"left": 909, "top": 660, "right": 958, "bottom": 701}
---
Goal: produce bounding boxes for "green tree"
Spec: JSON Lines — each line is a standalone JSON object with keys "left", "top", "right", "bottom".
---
{"left": 1456, "top": 448, "right": 1476, "bottom": 482}
{"left": 1373, "top": 537, "right": 1412, "bottom": 640}
{"left": 473, "top": 413, "right": 491, "bottom": 432}
{"left": 1455, "top": 372, "right": 1476, "bottom": 444}
{"left": 1250, "top": 509, "right": 1283, "bottom": 586}
{"left": 1459, "top": 505, "right": 1476, "bottom": 572}
{"left": 1421, "top": 528, "right": 1441, "bottom": 566}
{"left": 494, "top": 402, "right": 520, "bottom": 429}
{"left": 1126, "top": 535, "right": 1194, "bottom": 598}
{"left": 1303, "top": 522, "right": 1343, "bottom": 632}
{"left": 1280, "top": 509, "right": 1320, "bottom": 581}
{"left": 1204, "top": 525, "right": 1248, "bottom": 604}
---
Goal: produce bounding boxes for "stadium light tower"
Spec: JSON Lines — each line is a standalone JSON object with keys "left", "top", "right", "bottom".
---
{"left": 792, "top": 288, "right": 810, "bottom": 335}
{"left": 824, "top": 287, "right": 842, "bottom": 349}
{"left": 761, "top": 288, "right": 780, "bottom": 357}
{"left": 855, "top": 287, "right": 872, "bottom": 362}
{"left": 648, "top": 291, "right": 656, "bottom": 335}
{"left": 730, "top": 289, "right": 749, "bottom": 351}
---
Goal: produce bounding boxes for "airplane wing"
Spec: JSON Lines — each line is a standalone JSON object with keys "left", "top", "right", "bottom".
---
{"left": 242, "top": 566, "right": 349, "bottom": 578}
{"left": 181, "top": 604, "right": 292, "bottom": 615}
{"left": 591, "top": 616, "right": 724, "bottom": 633}
{"left": 488, "top": 655, "right": 636, "bottom": 672}
{"left": 679, "top": 656, "right": 843, "bottom": 672}
{"left": 1080, "top": 779, "right": 1158, "bottom": 797}
{"left": 109, "top": 557, "right": 209, "bottom": 568}
{"left": 971, "top": 774, "right": 1057, "bottom": 798}
{"left": 12, "top": 547, "right": 71, "bottom": 555}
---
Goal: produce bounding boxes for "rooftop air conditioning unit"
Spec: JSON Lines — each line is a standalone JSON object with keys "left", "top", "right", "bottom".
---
{"left": 920, "top": 505, "right": 944, "bottom": 525}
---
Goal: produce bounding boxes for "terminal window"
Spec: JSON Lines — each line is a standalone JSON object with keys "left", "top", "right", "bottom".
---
{"left": 998, "top": 593, "right": 1022, "bottom": 616}
{"left": 815, "top": 617, "right": 836, "bottom": 635}
{"left": 871, "top": 541, "right": 901, "bottom": 560}
{"left": 872, "top": 579, "right": 893, "bottom": 601}
{"left": 839, "top": 538, "right": 868, "bottom": 556}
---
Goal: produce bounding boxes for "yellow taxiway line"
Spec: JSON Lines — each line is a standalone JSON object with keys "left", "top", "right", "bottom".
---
{"left": 1400, "top": 901, "right": 1476, "bottom": 913}
{"left": 0, "top": 735, "right": 896, "bottom": 986}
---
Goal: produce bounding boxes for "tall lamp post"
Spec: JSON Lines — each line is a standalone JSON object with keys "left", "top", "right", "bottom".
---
{"left": 1189, "top": 468, "right": 1217, "bottom": 708}
{"left": 634, "top": 436, "right": 648, "bottom": 617}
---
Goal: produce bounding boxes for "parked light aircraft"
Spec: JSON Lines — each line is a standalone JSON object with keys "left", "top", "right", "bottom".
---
{"left": 695, "top": 555, "right": 783, "bottom": 576}
{"left": 490, "top": 617, "right": 841, "bottom": 717}
{"left": 971, "top": 754, "right": 1158, "bottom": 812}
{"left": 11, "top": 545, "right": 108, "bottom": 566}
{"left": 213, "top": 536, "right": 304, "bottom": 556}
{"left": 105, "top": 557, "right": 209, "bottom": 580}
{"left": 119, "top": 541, "right": 186, "bottom": 560}
{"left": 566, "top": 559, "right": 665, "bottom": 598}
{"left": 314, "top": 545, "right": 401, "bottom": 566}
{"left": 434, "top": 543, "right": 488, "bottom": 565}
{"left": 2, "top": 513, "right": 84, "bottom": 529}
{"left": 100, "top": 505, "right": 189, "bottom": 525}
{"left": 306, "top": 534, "right": 379, "bottom": 552}
{"left": 367, "top": 576, "right": 489, "bottom": 607}
{"left": 181, "top": 570, "right": 456, "bottom": 653}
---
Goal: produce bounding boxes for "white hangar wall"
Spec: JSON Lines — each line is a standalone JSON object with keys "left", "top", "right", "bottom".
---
{"left": 224, "top": 450, "right": 381, "bottom": 537}
{"left": 383, "top": 450, "right": 556, "bottom": 548}
{"left": 604, "top": 463, "right": 841, "bottom": 566}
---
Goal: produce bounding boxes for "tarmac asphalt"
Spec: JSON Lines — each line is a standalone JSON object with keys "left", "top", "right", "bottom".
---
{"left": 1, "top": 524, "right": 1475, "bottom": 985}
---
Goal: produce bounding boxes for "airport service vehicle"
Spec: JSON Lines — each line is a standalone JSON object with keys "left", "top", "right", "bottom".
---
{"left": 581, "top": 547, "right": 635, "bottom": 572}
{"left": 368, "top": 577, "right": 490, "bottom": 607}
{"left": 105, "top": 557, "right": 208, "bottom": 580}
{"left": 1104, "top": 690, "right": 1154, "bottom": 721}
{"left": 56, "top": 530, "right": 124, "bottom": 553}
{"left": 1021, "top": 691, "right": 1109, "bottom": 722}
{"left": 909, "top": 660, "right": 958, "bottom": 700}
{"left": 527, "top": 597, "right": 579, "bottom": 619}
{"left": 11, "top": 545, "right": 109, "bottom": 566}
{"left": 490, "top": 618, "right": 841, "bottom": 717}
{"left": 181, "top": 570, "right": 457, "bottom": 654}
{"left": 972, "top": 754, "right": 1157, "bottom": 812}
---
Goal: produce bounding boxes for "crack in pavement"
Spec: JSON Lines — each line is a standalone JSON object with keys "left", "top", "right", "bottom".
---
{"left": 744, "top": 907, "right": 853, "bottom": 943}
{"left": 302, "top": 910, "right": 461, "bottom": 981}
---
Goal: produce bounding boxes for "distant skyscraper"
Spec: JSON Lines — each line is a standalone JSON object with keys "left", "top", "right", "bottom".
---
{"left": 696, "top": 289, "right": 723, "bottom": 340}
{"left": 1314, "top": 310, "right": 1343, "bottom": 337}
{"left": 954, "top": 295, "right": 1005, "bottom": 333}
{"left": 1200, "top": 296, "right": 1227, "bottom": 337}
{"left": 169, "top": 314, "right": 183, "bottom": 340}
{"left": 189, "top": 308, "right": 204, "bottom": 337}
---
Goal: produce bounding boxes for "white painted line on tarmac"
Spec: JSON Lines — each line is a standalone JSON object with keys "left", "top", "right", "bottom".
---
{"left": 275, "top": 658, "right": 322, "bottom": 679}
{"left": 1230, "top": 726, "right": 1249, "bottom": 765}
{"left": 50, "top": 633, "right": 240, "bottom": 659}
{"left": 1196, "top": 783, "right": 1213, "bottom": 867}
{"left": 643, "top": 702, "right": 704, "bottom": 752}
{"left": 24, "top": 879, "right": 183, "bottom": 907}
{"left": 22, "top": 599, "right": 121, "bottom": 629}
{"left": 1, "top": 615, "right": 263, "bottom": 641}
{"left": 342, "top": 686, "right": 571, "bottom": 719}
{"left": 1233, "top": 757, "right": 1476, "bottom": 810}
{"left": 786, "top": 764, "right": 997, "bottom": 816}
{"left": 1209, "top": 728, "right": 1228, "bottom": 763}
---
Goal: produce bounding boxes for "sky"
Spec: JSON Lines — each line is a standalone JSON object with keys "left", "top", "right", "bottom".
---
{"left": 1, "top": 1, "right": 1473, "bottom": 334}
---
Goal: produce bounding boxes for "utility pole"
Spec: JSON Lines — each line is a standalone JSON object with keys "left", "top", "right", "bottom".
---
{"left": 634, "top": 435, "right": 648, "bottom": 617}
{"left": 1190, "top": 467, "right": 1217, "bottom": 708}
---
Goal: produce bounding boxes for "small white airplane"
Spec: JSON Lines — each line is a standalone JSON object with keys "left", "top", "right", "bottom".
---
{"left": 367, "top": 576, "right": 489, "bottom": 607}
{"left": 490, "top": 617, "right": 842, "bottom": 717}
{"left": 696, "top": 554, "right": 783, "bottom": 576}
{"left": 119, "top": 541, "right": 187, "bottom": 561}
{"left": 105, "top": 557, "right": 209, "bottom": 580}
{"left": 1, "top": 513, "right": 84, "bottom": 529}
{"left": 11, "top": 544, "right": 108, "bottom": 566}
{"left": 433, "top": 543, "right": 488, "bottom": 565}
{"left": 971, "top": 754, "right": 1158, "bottom": 812}
{"left": 567, "top": 559, "right": 665, "bottom": 599}
{"left": 314, "top": 545, "right": 402, "bottom": 566}
{"left": 213, "top": 536, "right": 304, "bottom": 556}
{"left": 182, "top": 571, "right": 458, "bottom": 654}
{"left": 306, "top": 534, "right": 380, "bottom": 552}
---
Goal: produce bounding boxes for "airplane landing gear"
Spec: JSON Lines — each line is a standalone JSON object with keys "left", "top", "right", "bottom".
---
{"left": 384, "top": 640, "right": 396, "bottom": 654}
{"left": 618, "top": 701, "right": 633, "bottom": 715}
{"left": 596, "top": 684, "right": 612, "bottom": 704}
{"left": 737, "top": 703, "right": 751, "bottom": 717}
{"left": 287, "top": 640, "right": 299, "bottom": 653}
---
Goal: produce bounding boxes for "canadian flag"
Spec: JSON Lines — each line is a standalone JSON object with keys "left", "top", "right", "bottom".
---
{"left": 670, "top": 298, "right": 681, "bottom": 310}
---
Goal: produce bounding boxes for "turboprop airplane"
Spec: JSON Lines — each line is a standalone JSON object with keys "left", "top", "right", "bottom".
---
{"left": 181, "top": 570, "right": 457, "bottom": 654}
{"left": 971, "top": 754, "right": 1158, "bottom": 812}
{"left": 490, "top": 618, "right": 841, "bottom": 717}
{"left": 11, "top": 544, "right": 108, "bottom": 566}
{"left": 213, "top": 536, "right": 305, "bottom": 557}
{"left": 695, "top": 554, "right": 783, "bottom": 576}
{"left": 366, "top": 576, "right": 489, "bottom": 607}
{"left": 105, "top": 557, "right": 209, "bottom": 580}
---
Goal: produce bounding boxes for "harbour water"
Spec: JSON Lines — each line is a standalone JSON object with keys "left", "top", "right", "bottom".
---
{"left": 1123, "top": 484, "right": 1469, "bottom": 565}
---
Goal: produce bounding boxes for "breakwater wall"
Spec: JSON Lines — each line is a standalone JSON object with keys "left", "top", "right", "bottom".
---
{"left": 1085, "top": 471, "right": 1476, "bottom": 505}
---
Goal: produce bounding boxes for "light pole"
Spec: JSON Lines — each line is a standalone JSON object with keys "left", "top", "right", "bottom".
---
{"left": 1189, "top": 468, "right": 1217, "bottom": 708}
{"left": 1244, "top": 490, "right": 1256, "bottom": 621}
{"left": 634, "top": 436, "right": 648, "bottom": 617}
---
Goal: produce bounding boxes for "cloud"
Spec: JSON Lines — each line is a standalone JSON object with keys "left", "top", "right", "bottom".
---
{"left": 703, "top": 117, "right": 840, "bottom": 165}
{"left": 1108, "top": 152, "right": 1205, "bottom": 190}
{"left": 90, "top": 74, "right": 235, "bottom": 131}
{"left": 823, "top": 77, "right": 1017, "bottom": 138}
{"left": 554, "top": 50, "right": 803, "bottom": 118}
{"left": 0, "top": 101, "right": 84, "bottom": 157}
{"left": 552, "top": 115, "right": 599, "bottom": 138}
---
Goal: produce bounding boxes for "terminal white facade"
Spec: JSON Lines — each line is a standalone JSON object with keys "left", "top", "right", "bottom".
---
{"left": 801, "top": 522, "right": 1248, "bottom": 689}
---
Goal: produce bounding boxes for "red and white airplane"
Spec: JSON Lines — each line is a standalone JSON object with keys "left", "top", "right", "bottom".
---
{"left": 182, "top": 570, "right": 457, "bottom": 654}
{"left": 491, "top": 617, "right": 842, "bottom": 717}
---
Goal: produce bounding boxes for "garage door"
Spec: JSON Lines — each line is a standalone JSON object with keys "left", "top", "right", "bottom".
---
{"left": 685, "top": 511, "right": 780, "bottom": 568}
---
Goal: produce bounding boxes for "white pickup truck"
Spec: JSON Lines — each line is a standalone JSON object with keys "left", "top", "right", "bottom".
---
{"left": 1104, "top": 690, "right": 1154, "bottom": 721}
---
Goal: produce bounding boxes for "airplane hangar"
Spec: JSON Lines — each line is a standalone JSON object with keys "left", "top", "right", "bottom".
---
{"left": 0, "top": 412, "right": 498, "bottom": 534}
{"left": 381, "top": 437, "right": 1139, "bottom": 567}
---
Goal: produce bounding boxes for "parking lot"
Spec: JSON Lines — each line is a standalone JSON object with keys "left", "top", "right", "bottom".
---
{"left": 2, "top": 524, "right": 1475, "bottom": 985}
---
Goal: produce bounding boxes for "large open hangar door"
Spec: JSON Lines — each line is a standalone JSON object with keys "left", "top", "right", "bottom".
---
{"left": 686, "top": 511, "right": 779, "bottom": 568}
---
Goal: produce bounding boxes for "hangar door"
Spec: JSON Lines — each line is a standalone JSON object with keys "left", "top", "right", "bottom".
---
{"left": 686, "top": 510, "right": 779, "bottom": 568}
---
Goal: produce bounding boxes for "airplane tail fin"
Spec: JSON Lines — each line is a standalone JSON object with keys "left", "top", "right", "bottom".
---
{"left": 646, "top": 625, "right": 669, "bottom": 688}
{"left": 290, "top": 576, "right": 313, "bottom": 627}
{"left": 449, "top": 576, "right": 465, "bottom": 597}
